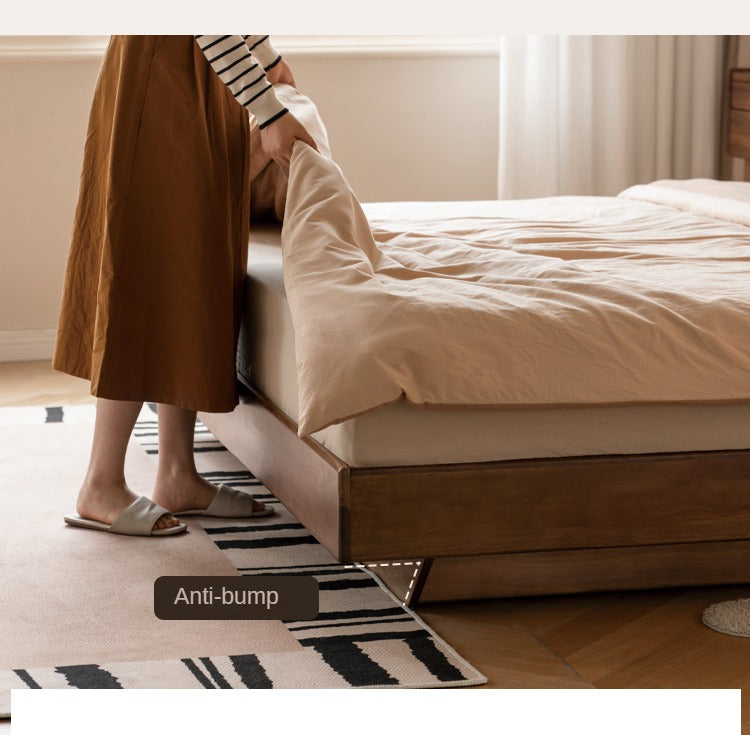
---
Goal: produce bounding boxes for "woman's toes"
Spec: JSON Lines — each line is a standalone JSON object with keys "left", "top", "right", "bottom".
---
{"left": 154, "top": 513, "right": 178, "bottom": 530}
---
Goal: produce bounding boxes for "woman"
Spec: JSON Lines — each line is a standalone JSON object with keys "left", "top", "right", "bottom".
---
{"left": 53, "top": 35, "right": 317, "bottom": 536}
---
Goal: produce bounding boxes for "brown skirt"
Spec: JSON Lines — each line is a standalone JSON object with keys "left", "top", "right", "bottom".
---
{"left": 52, "top": 35, "right": 252, "bottom": 412}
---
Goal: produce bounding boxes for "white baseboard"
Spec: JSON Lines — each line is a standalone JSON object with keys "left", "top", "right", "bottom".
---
{"left": 0, "top": 329, "right": 57, "bottom": 362}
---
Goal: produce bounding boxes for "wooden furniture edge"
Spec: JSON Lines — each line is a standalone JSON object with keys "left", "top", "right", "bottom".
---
{"left": 728, "top": 68, "right": 750, "bottom": 178}
{"left": 347, "top": 448, "right": 750, "bottom": 560}
{"left": 201, "top": 384, "right": 750, "bottom": 603}
{"left": 199, "top": 385, "right": 351, "bottom": 560}
{"left": 417, "top": 539, "right": 750, "bottom": 602}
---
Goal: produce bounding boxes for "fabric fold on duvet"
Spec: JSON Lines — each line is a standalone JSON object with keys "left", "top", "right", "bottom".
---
{"left": 280, "top": 144, "right": 750, "bottom": 437}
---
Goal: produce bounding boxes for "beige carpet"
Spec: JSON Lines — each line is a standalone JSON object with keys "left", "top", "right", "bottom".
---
{"left": 0, "top": 405, "right": 485, "bottom": 714}
{"left": 0, "top": 420, "right": 301, "bottom": 671}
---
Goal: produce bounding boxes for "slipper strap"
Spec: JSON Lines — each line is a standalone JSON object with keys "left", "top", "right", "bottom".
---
{"left": 109, "top": 496, "right": 172, "bottom": 536}
{"left": 204, "top": 485, "right": 256, "bottom": 518}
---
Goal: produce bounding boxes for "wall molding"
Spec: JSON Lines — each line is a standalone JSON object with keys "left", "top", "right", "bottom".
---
{"left": 280, "top": 36, "right": 499, "bottom": 58}
{"left": 0, "top": 36, "right": 110, "bottom": 60}
{"left": 0, "top": 329, "right": 57, "bottom": 362}
{"left": 0, "top": 35, "right": 500, "bottom": 61}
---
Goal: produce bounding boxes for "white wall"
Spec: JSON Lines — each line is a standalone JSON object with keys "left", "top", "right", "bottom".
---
{"left": 0, "top": 36, "right": 500, "bottom": 359}
{"left": 293, "top": 53, "right": 499, "bottom": 202}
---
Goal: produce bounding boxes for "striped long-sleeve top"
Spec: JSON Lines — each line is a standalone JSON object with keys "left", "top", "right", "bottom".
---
{"left": 194, "top": 35, "right": 290, "bottom": 129}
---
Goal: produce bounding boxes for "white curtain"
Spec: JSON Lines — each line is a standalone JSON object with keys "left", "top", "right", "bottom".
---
{"left": 498, "top": 35, "right": 724, "bottom": 199}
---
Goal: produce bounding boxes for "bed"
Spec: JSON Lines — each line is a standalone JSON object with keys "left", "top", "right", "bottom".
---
{"left": 199, "top": 76, "right": 750, "bottom": 606}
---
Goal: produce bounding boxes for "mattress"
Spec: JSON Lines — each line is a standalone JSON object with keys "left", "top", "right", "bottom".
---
{"left": 239, "top": 222, "right": 750, "bottom": 468}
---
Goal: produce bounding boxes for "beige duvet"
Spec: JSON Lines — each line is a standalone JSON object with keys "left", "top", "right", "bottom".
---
{"left": 271, "top": 92, "right": 750, "bottom": 437}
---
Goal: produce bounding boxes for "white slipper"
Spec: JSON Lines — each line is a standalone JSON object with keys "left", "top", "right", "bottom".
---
{"left": 64, "top": 495, "right": 187, "bottom": 537}
{"left": 173, "top": 484, "right": 275, "bottom": 519}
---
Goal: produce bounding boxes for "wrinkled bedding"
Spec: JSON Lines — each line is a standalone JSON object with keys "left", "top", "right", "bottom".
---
{"left": 265, "top": 90, "right": 750, "bottom": 437}
{"left": 280, "top": 143, "right": 750, "bottom": 437}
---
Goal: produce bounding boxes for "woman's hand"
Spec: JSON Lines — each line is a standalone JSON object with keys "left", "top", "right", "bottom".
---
{"left": 265, "top": 59, "right": 296, "bottom": 87}
{"left": 260, "top": 111, "right": 318, "bottom": 175}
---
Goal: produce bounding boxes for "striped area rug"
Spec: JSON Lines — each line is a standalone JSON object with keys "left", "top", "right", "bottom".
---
{"left": 0, "top": 404, "right": 485, "bottom": 711}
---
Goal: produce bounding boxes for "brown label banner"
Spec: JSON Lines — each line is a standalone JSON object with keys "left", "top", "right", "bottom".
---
{"left": 154, "top": 575, "right": 319, "bottom": 620}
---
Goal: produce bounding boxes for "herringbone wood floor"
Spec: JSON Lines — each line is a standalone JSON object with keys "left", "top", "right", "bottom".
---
{"left": 420, "top": 587, "right": 750, "bottom": 694}
{"left": 2, "top": 360, "right": 748, "bottom": 729}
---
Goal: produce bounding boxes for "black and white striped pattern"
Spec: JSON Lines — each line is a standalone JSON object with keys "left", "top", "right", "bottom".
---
{"left": 2, "top": 639, "right": 468, "bottom": 695}
{"left": 133, "top": 406, "right": 226, "bottom": 456}
{"left": 134, "top": 403, "right": 484, "bottom": 686}
{"left": 194, "top": 35, "right": 289, "bottom": 128}
{"left": 0, "top": 404, "right": 484, "bottom": 713}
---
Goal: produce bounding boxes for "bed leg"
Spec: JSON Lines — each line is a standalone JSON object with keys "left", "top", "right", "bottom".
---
{"left": 407, "top": 558, "right": 433, "bottom": 608}
{"left": 367, "top": 558, "right": 434, "bottom": 608}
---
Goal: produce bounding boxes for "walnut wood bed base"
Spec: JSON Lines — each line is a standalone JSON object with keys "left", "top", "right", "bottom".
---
{"left": 199, "top": 386, "right": 750, "bottom": 606}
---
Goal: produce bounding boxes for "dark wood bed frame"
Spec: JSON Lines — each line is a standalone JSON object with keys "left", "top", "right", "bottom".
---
{"left": 729, "top": 69, "right": 750, "bottom": 181}
{"left": 200, "top": 70, "right": 750, "bottom": 607}
{"left": 200, "top": 385, "right": 750, "bottom": 606}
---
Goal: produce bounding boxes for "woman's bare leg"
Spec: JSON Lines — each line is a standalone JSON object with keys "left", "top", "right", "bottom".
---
{"left": 76, "top": 397, "right": 180, "bottom": 530}
{"left": 151, "top": 403, "right": 266, "bottom": 513}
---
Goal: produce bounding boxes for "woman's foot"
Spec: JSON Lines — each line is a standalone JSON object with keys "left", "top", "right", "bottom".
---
{"left": 151, "top": 470, "right": 267, "bottom": 515}
{"left": 76, "top": 480, "right": 181, "bottom": 531}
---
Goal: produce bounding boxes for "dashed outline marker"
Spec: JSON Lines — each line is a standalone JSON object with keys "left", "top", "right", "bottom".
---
{"left": 345, "top": 560, "right": 423, "bottom": 605}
